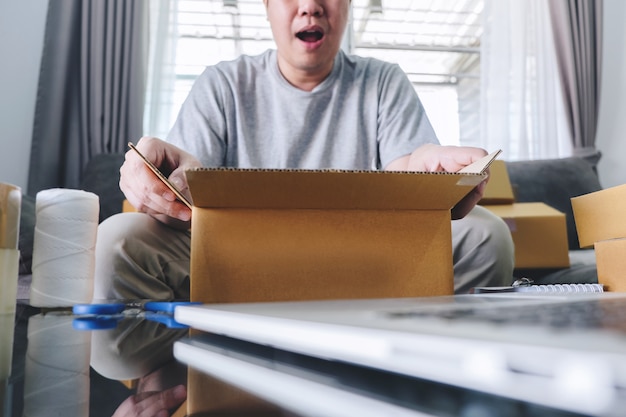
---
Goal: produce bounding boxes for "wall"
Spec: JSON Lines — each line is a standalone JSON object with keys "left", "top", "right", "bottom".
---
{"left": 1, "top": 0, "right": 625, "bottom": 194}
{"left": 596, "top": 0, "right": 626, "bottom": 188}
{"left": 0, "top": 0, "right": 48, "bottom": 193}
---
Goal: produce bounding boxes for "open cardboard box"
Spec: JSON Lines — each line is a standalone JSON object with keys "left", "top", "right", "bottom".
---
{"left": 571, "top": 184, "right": 626, "bottom": 292}
{"left": 181, "top": 152, "right": 497, "bottom": 415}
{"left": 479, "top": 160, "right": 570, "bottom": 269}
{"left": 186, "top": 166, "right": 493, "bottom": 304}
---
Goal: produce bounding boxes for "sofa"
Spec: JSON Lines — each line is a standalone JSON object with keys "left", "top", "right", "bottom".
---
{"left": 504, "top": 156, "right": 601, "bottom": 284}
{"left": 17, "top": 153, "right": 601, "bottom": 289}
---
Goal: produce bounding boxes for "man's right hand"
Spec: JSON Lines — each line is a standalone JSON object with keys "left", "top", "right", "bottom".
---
{"left": 120, "top": 136, "right": 201, "bottom": 229}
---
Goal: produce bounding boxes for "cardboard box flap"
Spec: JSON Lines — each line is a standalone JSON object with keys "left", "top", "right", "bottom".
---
{"left": 186, "top": 168, "right": 487, "bottom": 210}
{"left": 479, "top": 160, "right": 515, "bottom": 205}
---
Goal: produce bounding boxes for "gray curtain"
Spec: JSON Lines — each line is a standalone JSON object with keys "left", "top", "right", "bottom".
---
{"left": 548, "top": 0, "right": 603, "bottom": 162}
{"left": 28, "top": 0, "right": 147, "bottom": 195}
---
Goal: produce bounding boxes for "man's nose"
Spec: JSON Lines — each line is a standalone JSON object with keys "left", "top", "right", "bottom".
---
{"left": 298, "top": 0, "right": 324, "bottom": 17}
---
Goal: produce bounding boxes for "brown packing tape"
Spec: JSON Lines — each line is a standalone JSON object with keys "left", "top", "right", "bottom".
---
{"left": 0, "top": 183, "right": 21, "bottom": 250}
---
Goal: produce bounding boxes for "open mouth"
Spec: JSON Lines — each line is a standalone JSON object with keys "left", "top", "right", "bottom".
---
{"left": 296, "top": 29, "right": 324, "bottom": 43}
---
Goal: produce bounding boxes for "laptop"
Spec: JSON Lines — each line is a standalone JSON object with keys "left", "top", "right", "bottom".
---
{"left": 173, "top": 293, "right": 626, "bottom": 417}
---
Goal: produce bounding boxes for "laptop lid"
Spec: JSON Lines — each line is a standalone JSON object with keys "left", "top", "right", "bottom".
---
{"left": 174, "top": 293, "right": 626, "bottom": 416}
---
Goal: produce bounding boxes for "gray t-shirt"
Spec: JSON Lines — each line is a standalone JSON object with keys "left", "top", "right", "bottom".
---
{"left": 167, "top": 49, "right": 438, "bottom": 170}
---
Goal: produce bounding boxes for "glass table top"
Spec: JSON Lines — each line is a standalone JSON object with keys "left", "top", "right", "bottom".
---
{"left": 2, "top": 302, "right": 188, "bottom": 417}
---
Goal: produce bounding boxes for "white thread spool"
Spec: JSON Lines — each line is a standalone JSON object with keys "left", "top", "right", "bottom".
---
{"left": 30, "top": 189, "right": 99, "bottom": 307}
{"left": 23, "top": 313, "right": 91, "bottom": 417}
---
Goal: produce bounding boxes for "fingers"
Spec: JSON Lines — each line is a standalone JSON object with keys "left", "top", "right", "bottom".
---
{"left": 120, "top": 137, "right": 195, "bottom": 223}
{"left": 407, "top": 144, "right": 488, "bottom": 173}
{"left": 113, "top": 385, "right": 187, "bottom": 417}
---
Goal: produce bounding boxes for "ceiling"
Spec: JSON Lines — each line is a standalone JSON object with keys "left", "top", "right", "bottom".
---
{"left": 350, "top": 0, "right": 484, "bottom": 84}
{"left": 177, "top": 0, "right": 484, "bottom": 84}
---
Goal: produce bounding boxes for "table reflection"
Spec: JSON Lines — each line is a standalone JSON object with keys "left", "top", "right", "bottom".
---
{"left": 1, "top": 312, "right": 15, "bottom": 417}
{"left": 5, "top": 303, "right": 187, "bottom": 417}
{"left": 23, "top": 312, "right": 90, "bottom": 416}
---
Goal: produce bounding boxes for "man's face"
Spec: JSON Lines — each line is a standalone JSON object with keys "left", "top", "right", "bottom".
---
{"left": 264, "top": 0, "right": 350, "bottom": 81}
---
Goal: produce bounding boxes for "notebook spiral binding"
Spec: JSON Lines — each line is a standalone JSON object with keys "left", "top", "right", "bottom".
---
{"left": 513, "top": 278, "right": 604, "bottom": 293}
{"left": 471, "top": 278, "right": 604, "bottom": 294}
{"left": 515, "top": 283, "right": 604, "bottom": 293}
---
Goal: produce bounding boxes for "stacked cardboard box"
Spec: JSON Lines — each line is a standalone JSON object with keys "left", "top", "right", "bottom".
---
{"left": 571, "top": 184, "right": 626, "bottom": 292}
{"left": 479, "top": 161, "right": 570, "bottom": 269}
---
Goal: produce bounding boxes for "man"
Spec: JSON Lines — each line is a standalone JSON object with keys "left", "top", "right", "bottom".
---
{"left": 95, "top": 0, "right": 513, "bottom": 303}
{"left": 97, "top": 1, "right": 514, "bottom": 413}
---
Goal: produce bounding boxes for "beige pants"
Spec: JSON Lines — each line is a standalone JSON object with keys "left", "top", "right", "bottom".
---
{"left": 92, "top": 205, "right": 514, "bottom": 301}
{"left": 90, "top": 205, "right": 514, "bottom": 380}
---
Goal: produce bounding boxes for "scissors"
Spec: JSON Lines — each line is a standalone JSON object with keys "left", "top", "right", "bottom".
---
{"left": 71, "top": 300, "right": 202, "bottom": 330}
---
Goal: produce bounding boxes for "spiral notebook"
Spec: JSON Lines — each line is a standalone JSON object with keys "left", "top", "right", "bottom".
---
{"left": 174, "top": 292, "right": 626, "bottom": 416}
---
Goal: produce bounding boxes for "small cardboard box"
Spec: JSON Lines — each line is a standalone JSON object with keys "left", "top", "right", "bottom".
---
{"left": 479, "top": 161, "right": 570, "bottom": 269}
{"left": 571, "top": 184, "right": 626, "bottom": 248}
{"left": 483, "top": 202, "right": 570, "bottom": 269}
{"left": 571, "top": 184, "right": 626, "bottom": 291}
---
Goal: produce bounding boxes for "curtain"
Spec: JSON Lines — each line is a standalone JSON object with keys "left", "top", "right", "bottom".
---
{"left": 480, "top": 0, "right": 572, "bottom": 161}
{"left": 548, "top": 0, "right": 603, "bottom": 163}
{"left": 28, "top": 0, "right": 147, "bottom": 195}
{"left": 143, "top": 0, "right": 178, "bottom": 139}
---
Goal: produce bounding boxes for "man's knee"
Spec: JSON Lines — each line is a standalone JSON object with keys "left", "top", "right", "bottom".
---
{"left": 93, "top": 213, "right": 190, "bottom": 300}
{"left": 452, "top": 206, "right": 515, "bottom": 292}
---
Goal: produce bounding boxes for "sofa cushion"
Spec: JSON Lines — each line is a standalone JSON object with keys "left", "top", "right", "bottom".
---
{"left": 80, "top": 153, "right": 126, "bottom": 223}
{"left": 505, "top": 157, "right": 603, "bottom": 250}
{"left": 18, "top": 194, "right": 36, "bottom": 274}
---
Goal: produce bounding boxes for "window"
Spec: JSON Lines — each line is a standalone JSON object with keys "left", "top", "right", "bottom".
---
{"left": 148, "top": 0, "right": 484, "bottom": 146}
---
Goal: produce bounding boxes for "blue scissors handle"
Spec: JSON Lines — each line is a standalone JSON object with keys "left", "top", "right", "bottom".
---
{"left": 144, "top": 301, "right": 202, "bottom": 314}
{"left": 72, "top": 303, "right": 126, "bottom": 315}
{"left": 71, "top": 300, "right": 202, "bottom": 330}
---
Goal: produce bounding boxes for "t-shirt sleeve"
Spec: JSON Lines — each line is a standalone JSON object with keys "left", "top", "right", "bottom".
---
{"left": 166, "top": 66, "right": 230, "bottom": 167}
{"left": 376, "top": 63, "right": 440, "bottom": 169}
